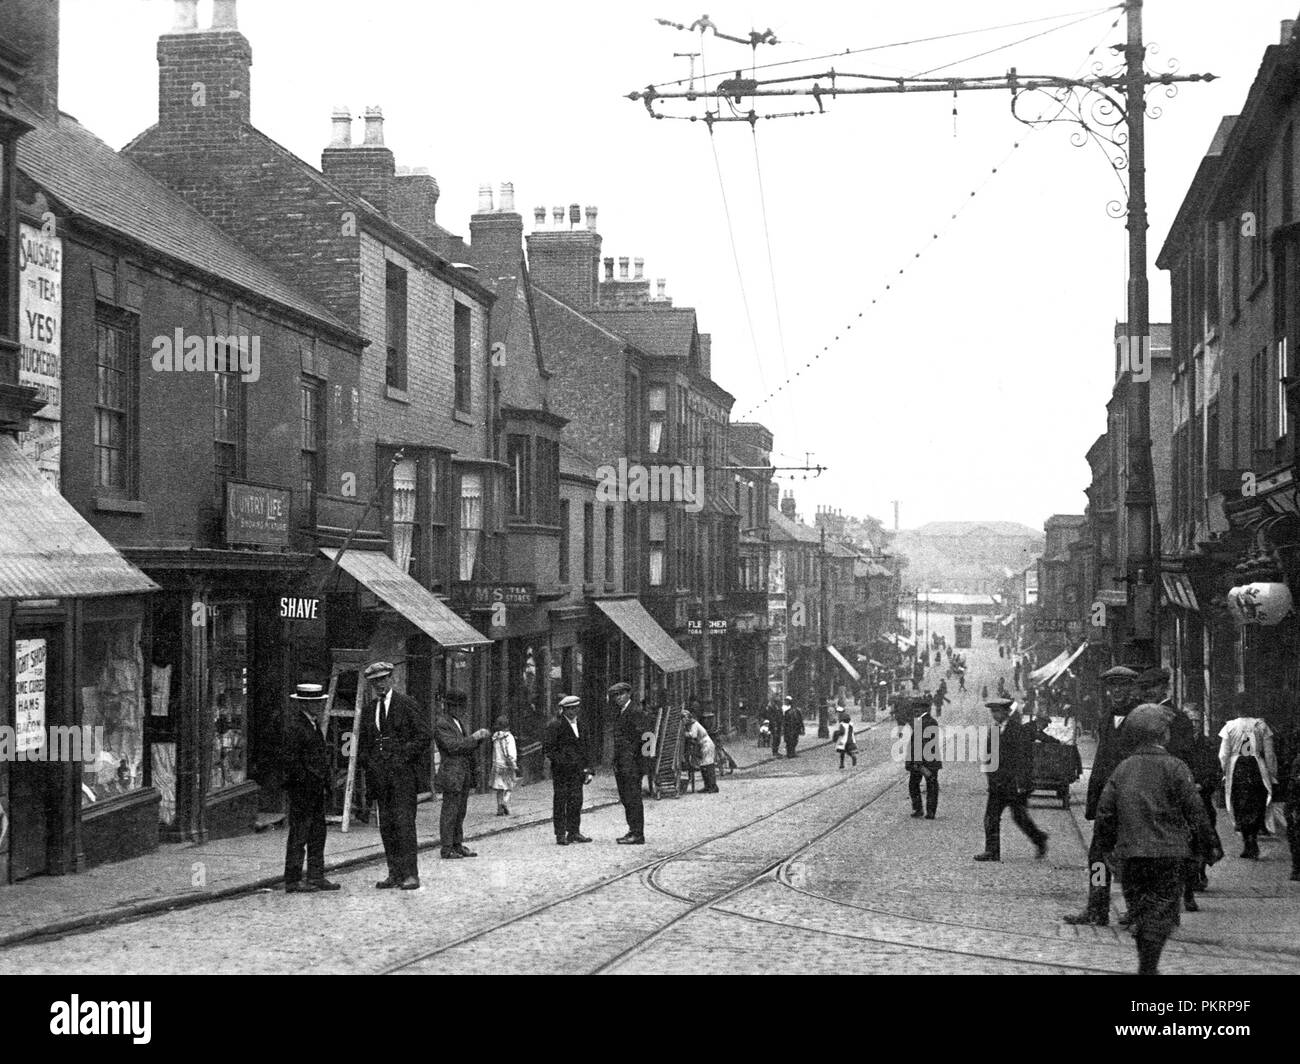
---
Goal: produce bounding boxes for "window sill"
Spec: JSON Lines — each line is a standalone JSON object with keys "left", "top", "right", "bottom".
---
{"left": 453, "top": 409, "right": 475, "bottom": 426}
{"left": 94, "top": 495, "right": 148, "bottom": 515}
{"left": 385, "top": 385, "right": 410, "bottom": 404}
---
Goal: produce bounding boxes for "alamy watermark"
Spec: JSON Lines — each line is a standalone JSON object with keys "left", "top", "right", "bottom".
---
{"left": 890, "top": 721, "right": 1000, "bottom": 771}
{"left": 0, "top": 726, "right": 105, "bottom": 763}
{"left": 594, "top": 458, "right": 705, "bottom": 513}
{"left": 151, "top": 329, "right": 261, "bottom": 383}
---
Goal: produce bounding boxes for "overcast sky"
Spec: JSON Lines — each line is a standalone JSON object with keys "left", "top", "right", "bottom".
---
{"left": 55, "top": 0, "right": 1296, "bottom": 530}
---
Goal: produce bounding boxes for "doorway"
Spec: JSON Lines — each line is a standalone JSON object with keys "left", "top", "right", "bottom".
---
{"left": 10, "top": 625, "right": 62, "bottom": 880}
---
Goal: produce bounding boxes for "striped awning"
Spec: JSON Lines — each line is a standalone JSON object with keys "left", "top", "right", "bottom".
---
{"left": 594, "top": 598, "right": 696, "bottom": 673}
{"left": 0, "top": 436, "right": 158, "bottom": 598}
{"left": 321, "top": 548, "right": 491, "bottom": 648}
{"left": 826, "top": 644, "right": 861, "bottom": 682}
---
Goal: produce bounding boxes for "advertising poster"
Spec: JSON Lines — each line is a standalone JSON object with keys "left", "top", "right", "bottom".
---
{"left": 15, "top": 638, "right": 47, "bottom": 755}
{"left": 17, "top": 223, "right": 63, "bottom": 486}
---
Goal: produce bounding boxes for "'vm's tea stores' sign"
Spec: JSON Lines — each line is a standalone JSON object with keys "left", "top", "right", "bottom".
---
{"left": 17, "top": 224, "right": 62, "bottom": 485}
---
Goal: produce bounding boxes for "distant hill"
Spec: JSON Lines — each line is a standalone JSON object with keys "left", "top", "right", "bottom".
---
{"left": 893, "top": 521, "right": 1043, "bottom": 594}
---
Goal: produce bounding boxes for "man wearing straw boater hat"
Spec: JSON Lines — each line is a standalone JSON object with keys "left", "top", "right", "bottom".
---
{"left": 282, "top": 683, "right": 341, "bottom": 893}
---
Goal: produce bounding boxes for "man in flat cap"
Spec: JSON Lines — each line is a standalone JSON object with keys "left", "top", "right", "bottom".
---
{"left": 1095, "top": 704, "right": 1221, "bottom": 975}
{"left": 1064, "top": 664, "right": 1142, "bottom": 924}
{"left": 282, "top": 683, "right": 341, "bottom": 893}
{"left": 544, "top": 695, "right": 594, "bottom": 845}
{"left": 609, "top": 682, "right": 647, "bottom": 843}
{"left": 974, "top": 699, "right": 1048, "bottom": 862}
{"left": 434, "top": 689, "right": 491, "bottom": 860}
{"left": 895, "top": 696, "right": 941, "bottom": 819}
{"left": 358, "top": 662, "right": 431, "bottom": 889}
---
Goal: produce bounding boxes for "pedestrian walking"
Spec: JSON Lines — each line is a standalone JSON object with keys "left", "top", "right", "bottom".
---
{"left": 1183, "top": 706, "right": 1222, "bottom": 905}
{"left": 974, "top": 699, "right": 1048, "bottom": 862}
{"left": 1095, "top": 704, "right": 1222, "bottom": 976}
{"left": 833, "top": 710, "right": 858, "bottom": 768}
{"left": 434, "top": 689, "right": 491, "bottom": 862}
{"left": 282, "top": 682, "right": 340, "bottom": 893}
{"left": 543, "top": 695, "right": 593, "bottom": 845}
{"left": 1218, "top": 693, "right": 1278, "bottom": 859}
{"left": 609, "top": 681, "right": 647, "bottom": 844}
{"left": 358, "top": 661, "right": 432, "bottom": 890}
{"left": 1063, "top": 665, "right": 1141, "bottom": 925}
{"left": 897, "top": 696, "right": 940, "bottom": 818}
{"left": 683, "top": 710, "right": 719, "bottom": 792}
{"left": 782, "top": 697, "right": 806, "bottom": 758}
{"left": 490, "top": 715, "right": 518, "bottom": 817}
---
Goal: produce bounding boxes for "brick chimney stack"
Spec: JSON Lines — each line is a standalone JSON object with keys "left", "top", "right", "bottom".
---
{"left": 2, "top": 0, "right": 60, "bottom": 118}
{"left": 390, "top": 166, "right": 440, "bottom": 243}
{"left": 526, "top": 201, "right": 602, "bottom": 308}
{"left": 157, "top": 0, "right": 252, "bottom": 128}
{"left": 781, "top": 490, "right": 797, "bottom": 520}
{"left": 470, "top": 179, "right": 525, "bottom": 274}
{"left": 321, "top": 104, "right": 396, "bottom": 214}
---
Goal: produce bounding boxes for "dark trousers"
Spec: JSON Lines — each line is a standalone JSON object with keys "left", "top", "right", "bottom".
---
{"left": 284, "top": 788, "right": 326, "bottom": 883}
{"left": 441, "top": 786, "right": 469, "bottom": 850}
{"left": 1231, "top": 757, "right": 1268, "bottom": 842}
{"left": 1186, "top": 789, "right": 1219, "bottom": 894}
{"left": 771, "top": 729, "right": 782, "bottom": 755}
{"left": 908, "top": 769, "right": 939, "bottom": 816}
{"left": 552, "top": 771, "right": 583, "bottom": 839}
{"left": 983, "top": 783, "right": 1045, "bottom": 856}
{"left": 1120, "top": 857, "right": 1184, "bottom": 975}
{"left": 615, "top": 771, "right": 645, "bottom": 836}
{"left": 372, "top": 763, "right": 419, "bottom": 879}
{"left": 700, "top": 765, "right": 718, "bottom": 792}
{"left": 784, "top": 733, "right": 800, "bottom": 757}
{"left": 1287, "top": 797, "right": 1300, "bottom": 873}
{"left": 1082, "top": 827, "right": 1113, "bottom": 918}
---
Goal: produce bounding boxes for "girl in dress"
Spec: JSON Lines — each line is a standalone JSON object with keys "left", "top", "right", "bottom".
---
{"left": 490, "top": 715, "right": 518, "bottom": 816}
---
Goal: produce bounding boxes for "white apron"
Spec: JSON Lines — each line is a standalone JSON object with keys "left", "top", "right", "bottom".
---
{"left": 1218, "top": 717, "right": 1277, "bottom": 824}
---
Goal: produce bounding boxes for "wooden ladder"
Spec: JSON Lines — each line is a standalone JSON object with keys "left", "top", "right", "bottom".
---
{"left": 651, "top": 705, "right": 684, "bottom": 798}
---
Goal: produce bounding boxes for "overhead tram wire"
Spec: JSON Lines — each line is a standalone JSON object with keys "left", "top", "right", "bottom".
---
{"left": 734, "top": 12, "right": 1123, "bottom": 419}
{"left": 644, "top": 4, "right": 1122, "bottom": 92}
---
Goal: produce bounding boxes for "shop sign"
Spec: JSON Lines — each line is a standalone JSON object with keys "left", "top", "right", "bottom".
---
{"left": 1032, "top": 617, "right": 1073, "bottom": 633}
{"left": 279, "top": 596, "right": 325, "bottom": 637}
{"left": 1226, "top": 582, "right": 1293, "bottom": 626}
{"left": 17, "top": 224, "right": 62, "bottom": 486}
{"left": 15, "top": 638, "right": 47, "bottom": 754}
{"left": 450, "top": 582, "right": 536, "bottom": 607}
{"left": 225, "top": 481, "right": 291, "bottom": 546}
{"left": 687, "top": 618, "right": 728, "bottom": 636}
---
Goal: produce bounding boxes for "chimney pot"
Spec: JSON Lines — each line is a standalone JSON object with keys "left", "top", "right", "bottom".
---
{"left": 478, "top": 184, "right": 494, "bottom": 213}
{"left": 634, "top": 258, "right": 645, "bottom": 280}
{"left": 656, "top": 278, "right": 667, "bottom": 299}
{"left": 604, "top": 257, "right": 615, "bottom": 281}
{"left": 585, "top": 206, "right": 598, "bottom": 230}
{"left": 534, "top": 206, "right": 546, "bottom": 226}
{"left": 618, "top": 257, "right": 630, "bottom": 280}
{"left": 1284, "top": 18, "right": 1297, "bottom": 43}
{"left": 329, "top": 107, "right": 352, "bottom": 148}
{"left": 553, "top": 206, "right": 565, "bottom": 225}
{"left": 499, "top": 182, "right": 515, "bottom": 213}
{"left": 211, "top": 0, "right": 239, "bottom": 30}
{"left": 362, "top": 105, "right": 385, "bottom": 146}
{"left": 173, "top": 0, "right": 199, "bottom": 31}
{"left": 568, "top": 203, "right": 582, "bottom": 227}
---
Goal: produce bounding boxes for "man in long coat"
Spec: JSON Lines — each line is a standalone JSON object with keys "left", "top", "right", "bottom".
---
{"left": 781, "top": 698, "right": 806, "bottom": 758}
{"left": 609, "top": 682, "right": 647, "bottom": 843}
{"left": 434, "top": 689, "right": 491, "bottom": 860}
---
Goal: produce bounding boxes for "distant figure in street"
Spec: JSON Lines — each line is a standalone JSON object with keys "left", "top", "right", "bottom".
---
{"left": 958, "top": 670, "right": 966, "bottom": 693}
{"left": 282, "top": 683, "right": 340, "bottom": 894}
{"left": 434, "top": 689, "right": 491, "bottom": 863}
{"left": 1183, "top": 706, "right": 1222, "bottom": 905}
{"left": 782, "top": 698, "right": 806, "bottom": 758}
{"left": 898, "top": 697, "right": 940, "bottom": 819}
{"left": 490, "top": 715, "right": 518, "bottom": 817}
{"left": 974, "top": 699, "right": 1048, "bottom": 862}
{"left": 609, "top": 682, "right": 647, "bottom": 844}
{"left": 758, "top": 717, "right": 772, "bottom": 749}
{"left": 1095, "top": 704, "right": 1221, "bottom": 976}
{"left": 683, "top": 710, "right": 719, "bottom": 793}
{"left": 1218, "top": 693, "right": 1277, "bottom": 859}
{"left": 1013, "top": 660, "right": 1022, "bottom": 690}
{"left": 769, "top": 698, "right": 784, "bottom": 756}
{"left": 833, "top": 710, "right": 858, "bottom": 769}
{"left": 544, "top": 695, "right": 593, "bottom": 845}
{"left": 981, "top": 685, "right": 989, "bottom": 701}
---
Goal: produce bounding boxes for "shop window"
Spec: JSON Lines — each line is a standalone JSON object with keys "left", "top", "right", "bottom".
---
{"left": 459, "top": 471, "right": 484, "bottom": 580}
{"left": 208, "top": 603, "right": 249, "bottom": 792}
{"left": 94, "top": 307, "right": 138, "bottom": 494}
{"left": 454, "top": 301, "right": 472, "bottom": 412}
{"left": 80, "top": 613, "right": 146, "bottom": 803}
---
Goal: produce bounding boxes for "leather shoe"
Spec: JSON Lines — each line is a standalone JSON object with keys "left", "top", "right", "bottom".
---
{"left": 1063, "top": 911, "right": 1108, "bottom": 926}
{"left": 1183, "top": 895, "right": 1199, "bottom": 913}
{"left": 972, "top": 852, "right": 1000, "bottom": 862}
{"left": 925, "top": 813, "right": 936, "bottom": 820}
{"left": 374, "top": 877, "right": 400, "bottom": 889}
{"left": 399, "top": 877, "right": 421, "bottom": 890}
{"left": 555, "top": 837, "right": 570, "bottom": 846}
{"left": 1035, "top": 836, "right": 1049, "bottom": 860}
{"left": 911, "top": 810, "right": 924, "bottom": 818}
{"left": 285, "top": 881, "right": 318, "bottom": 893}
{"left": 455, "top": 845, "right": 477, "bottom": 858}
{"left": 568, "top": 833, "right": 593, "bottom": 843}
{"left": 441, "top": 849, "right": 463, "bottom": 859}
{"left": 616, "top": 835, "right": 645, "bottom": 845}
{"left": 309, "top": 879, "right": 341, "bottom": 891}
{"left": 1117, "top": 912, "right": 1133, "bottom": 927}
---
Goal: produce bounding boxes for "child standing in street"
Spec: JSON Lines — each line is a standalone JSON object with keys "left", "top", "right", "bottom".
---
{"left": 834, "top": 710, "right": 858, "bottom": 768}
{"left": 490, "top": 715, "right": 518, "bottom": 816}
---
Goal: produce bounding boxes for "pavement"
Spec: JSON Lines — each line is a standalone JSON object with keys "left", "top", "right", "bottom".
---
{"left": 0, "top": 712, "right": 873, "bottom": 950}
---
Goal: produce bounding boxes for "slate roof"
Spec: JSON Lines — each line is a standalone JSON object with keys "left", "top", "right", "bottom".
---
{"left": 768, "top": 506, "right": 821, "bottom": 545}
{"left": 587, "top": 305, "right": 698, "bottom": 361}
{"left": 16, "top": 103, "right": 355, "bottom": 336}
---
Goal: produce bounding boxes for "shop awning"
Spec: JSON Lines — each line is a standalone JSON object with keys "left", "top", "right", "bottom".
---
{"left": 320, "top": 548, "right": 491, "bottom": 648}
{"left": 826, "top": 644, "right": 861, "bottom": 682}
{"left": 594, "top": 598, "right": 696, "bottom": 673}
{"left": 1027, "top": 647, "right": 1071, "bottom": 687}
{"left": 0, "top": 436, "right": 158, "bottom": 598}
{"left": 1045, "top": 642, "right": 1089, "bottom": 687}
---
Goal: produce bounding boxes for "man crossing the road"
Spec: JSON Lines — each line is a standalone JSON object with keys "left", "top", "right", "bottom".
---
{"left": 974, "top": 699, "right": 1048, "bottom": 862}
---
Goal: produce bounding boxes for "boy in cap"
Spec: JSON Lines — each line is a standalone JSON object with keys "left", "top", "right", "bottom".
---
{"left": 544, "top": 695, "right": 594, "bottom": 844}
{"left": 1095, "top": 703, "right": 1221, "bottom": 975}
{"left": 282, "top": 683, "right": 340, "bottom": 893}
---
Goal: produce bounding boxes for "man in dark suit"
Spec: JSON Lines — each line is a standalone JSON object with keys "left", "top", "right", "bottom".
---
{"left": 1064, "top": 665, "right": 1141, "bottom": 924}
{"left": 974, "top": 699, "right": 1049, "bottom": 862}
{"left": 434, "top": 689, "right": 490, "bottom": 860}
{"left": 358, "top": 661, "right": 432, "bottom": 890}
{"left": 609, "top": 681, "right": 647, "bottom": 844}
{"left": 282, "top": 683, "right": 341, "bottom": 893}
{"left": 769, "top": 697, "right": 783, "bottom": 756}
{"left": 781, "top": 697, "right": 806, "bottom": 757}
{"left": 900, "top": 696, "right": 941, "bottom": 819}
{"left": 544, "top": 695, "right": 594, "bottom": 845}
